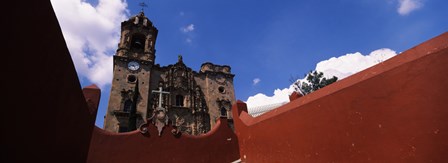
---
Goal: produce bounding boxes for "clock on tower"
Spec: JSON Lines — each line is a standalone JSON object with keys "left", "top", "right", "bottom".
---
{"left": 104, "top": 11, "right": 158, "bottom": 133}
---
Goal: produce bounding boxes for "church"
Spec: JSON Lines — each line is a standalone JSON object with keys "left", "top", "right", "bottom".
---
{"left": 103, "top": 12, "right": 236, "bottom": 135}
{"left": 6, "top": 1, "right": 448, "bottom": 162}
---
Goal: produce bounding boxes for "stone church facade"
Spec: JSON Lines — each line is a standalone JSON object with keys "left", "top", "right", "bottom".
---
{"left": 103, "top": 12, "right": 236, "bottom": 135}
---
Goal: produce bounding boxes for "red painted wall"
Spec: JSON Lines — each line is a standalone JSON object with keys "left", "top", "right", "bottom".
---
{"left": 87, "top": 118, "right": 240, "bottom": 163}
{"left": 232, "top": 32, "right": 448, "bottom": 162}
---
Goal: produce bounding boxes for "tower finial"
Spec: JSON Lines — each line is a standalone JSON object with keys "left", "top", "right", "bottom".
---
{"left": 178, "top": 55, "right": 183, "bottom": 63}
{"left": 139, "top": 2, "right": 148, "bottom": 14}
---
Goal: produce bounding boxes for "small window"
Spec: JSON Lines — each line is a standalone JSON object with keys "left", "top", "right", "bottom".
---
{"left": 127, "top": 75, "right": 137, "bottom": 83}
{"left": 176, "top": 95, "right": 184, "bottom": 107}
{"left": 218, "top": 86, "right": 225, "bottom": 93}
{"left": 220, "top": 107, "right": 227, "bottom": 117}
{"left": 123, "top": 100, "right": 132, "bottom": 112}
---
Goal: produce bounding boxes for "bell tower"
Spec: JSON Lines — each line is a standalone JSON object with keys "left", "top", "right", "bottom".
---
{"left": 104, "top": 12, "right": 158, "bottom": 132}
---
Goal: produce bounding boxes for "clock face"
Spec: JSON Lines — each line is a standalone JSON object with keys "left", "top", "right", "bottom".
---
{"left": 128, "top": 61, "right": 140, "bottom": 71}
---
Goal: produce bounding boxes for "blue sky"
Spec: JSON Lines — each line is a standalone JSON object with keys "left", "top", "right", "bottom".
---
{"left": 51, "top": 0, "right": 447, "bottom": 127}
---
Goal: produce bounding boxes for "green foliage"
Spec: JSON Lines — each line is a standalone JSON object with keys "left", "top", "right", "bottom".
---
{"left": 294, "top": 70, "right": 338, "bottom": 95}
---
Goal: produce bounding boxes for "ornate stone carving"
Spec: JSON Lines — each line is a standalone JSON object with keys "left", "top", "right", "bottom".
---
{"left": 169, "top": 58, "right": 191, "bottom": 91}
{"left": 173, "top": 70, "right": 188, "bottom": 90}
{"left": 151, "top": 87, "right": 170, "bottom": 136}
{"left": 194, "top": 86, "right": 206, "bottom": 113}
{"left": 152, "top": 109, "right": 168, "bottom": 136}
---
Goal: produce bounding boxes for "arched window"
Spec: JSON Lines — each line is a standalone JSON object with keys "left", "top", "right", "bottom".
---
{"left": 176, "top": 95, "right": 184, "bottom": 107}
{"left": 131, "top": 34, "right": 145, "bottom": 51}
{"left": 220, "top": 107, "right": 227, "bottom": 117}
{"left": 123, "top": 99, "right": 132, "bottom": 112}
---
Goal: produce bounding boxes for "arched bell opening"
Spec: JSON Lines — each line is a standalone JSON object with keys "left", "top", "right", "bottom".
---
{"left": 130, "top": 34, "right": 146, "bottom": 51}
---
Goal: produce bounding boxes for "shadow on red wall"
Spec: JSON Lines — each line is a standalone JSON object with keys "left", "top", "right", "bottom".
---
{"left": 87, "top": 118, "right": 240, "bottom": 163}
{"left": 232, "top": 32, "right": 448, "bottom": 162}
{"left": 3, "top": 1, "right": 101, "bottom": 162}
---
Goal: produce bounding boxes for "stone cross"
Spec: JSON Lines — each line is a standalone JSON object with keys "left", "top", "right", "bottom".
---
{"left": 151, "top": 87, "right": 170, "bottom": 136}
{"left": 152, "top": 87, "right": 170, "bottom": 111}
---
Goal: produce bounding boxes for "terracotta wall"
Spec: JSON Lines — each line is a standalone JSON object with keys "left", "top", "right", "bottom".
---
{"left": 232, "top": 32, "right": 448, "bottom": 163}
{"left": 87, "top": 118, "right": 240, "bottom": 163}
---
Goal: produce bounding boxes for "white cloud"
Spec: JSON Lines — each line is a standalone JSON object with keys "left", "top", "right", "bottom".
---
{"left": 180, "top": 24, "right": 195, "bottom": 43}
{"left": 246, "top": 86, "right": 295, "bottom": 108}
{"left": 315, "top": 48, "right": 397, "bottom": 80}
{"left": 397, "top": 0, "right": 423, "bottom": 15}
{"left": 253, "top": 78, "right": 261, "bottom": 85}
{"left": 245, "top": 48, "right": 397, "bottom": 111}
{"left": 181, "top": 24, "right": 195, "bottom": 33}
{"left": 50, "top": 0, "right": 128, "bottom": 88}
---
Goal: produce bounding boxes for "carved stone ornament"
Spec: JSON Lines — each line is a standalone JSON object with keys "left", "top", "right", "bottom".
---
{"left": 172, "top": 68, "right": 189, "bottom": 90}
{"left": 194, "top": 87, "right": 206, "bottom": 112}
{"left": 149, "top": 86, "right": 170, "bottom": 136}
{"left": 139, "top": 123, "right": 148, "bottom": 134}
{"left": 151, "top": 108, "right": 168, "bottom": 136}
